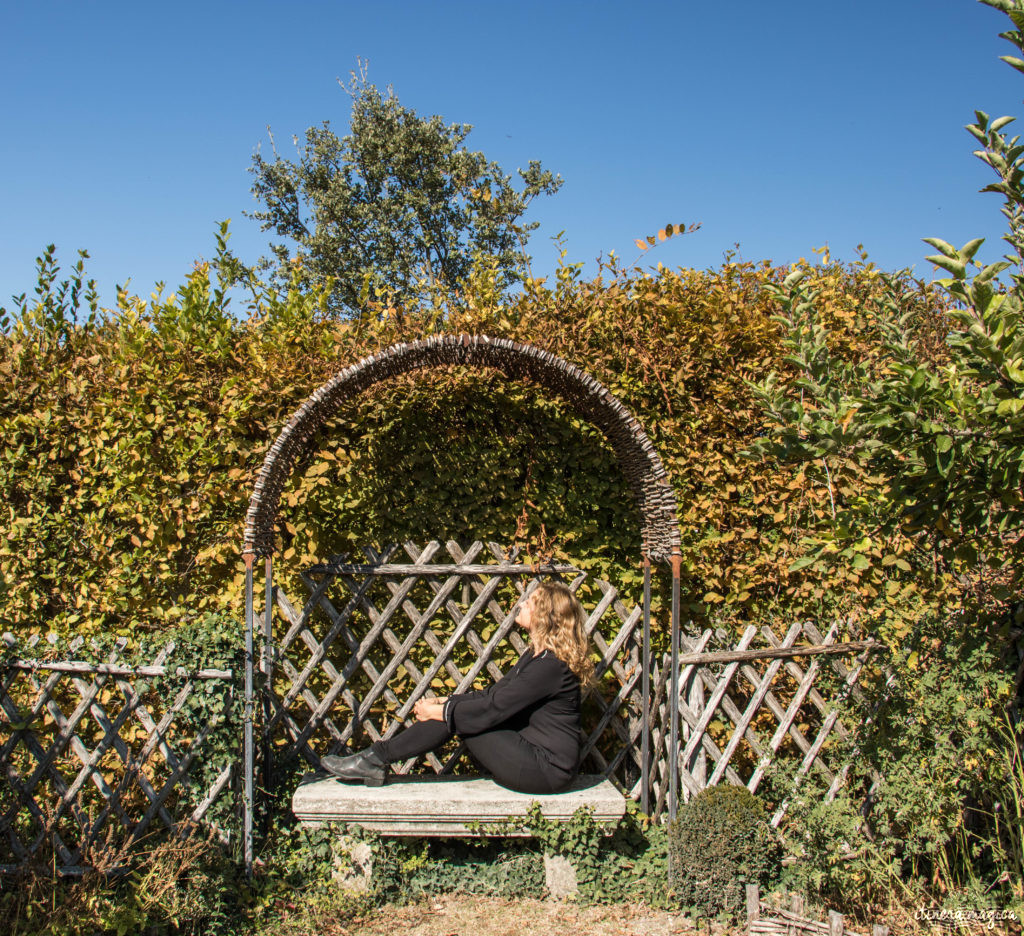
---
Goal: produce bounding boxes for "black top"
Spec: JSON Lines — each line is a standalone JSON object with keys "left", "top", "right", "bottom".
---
{"left": 443, "top": 647, "right": 582, "bottom": 774}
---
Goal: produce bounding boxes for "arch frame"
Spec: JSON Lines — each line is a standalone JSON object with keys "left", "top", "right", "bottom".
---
{"left": 239, "top": 334, "right": 686, "bottom": 873}
{"left": 243, "top": 333, "right": 680, "bottom": 563}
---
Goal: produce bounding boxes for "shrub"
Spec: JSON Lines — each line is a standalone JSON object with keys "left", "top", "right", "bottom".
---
{"left": 0, "top": 232, "right": 960, "bottom": 650}
{"left": 667, "top": 784, "right": 782, "bottom": 917}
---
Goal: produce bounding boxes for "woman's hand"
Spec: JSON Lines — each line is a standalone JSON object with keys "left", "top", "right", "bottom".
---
{"left": 412, "top": 696, "right": 447, "bottom": 722}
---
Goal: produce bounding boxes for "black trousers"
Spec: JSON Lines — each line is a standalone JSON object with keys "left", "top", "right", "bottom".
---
{"left": 369, "top": 720, "right": 573, "bottom": 795}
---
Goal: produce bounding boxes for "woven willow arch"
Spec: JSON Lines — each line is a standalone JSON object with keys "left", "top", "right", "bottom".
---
{"left": 240, "top": 335, "right": 687, "bottom": 868}
{"left": 243, "top": 334, "right": 680, "bottom": 561}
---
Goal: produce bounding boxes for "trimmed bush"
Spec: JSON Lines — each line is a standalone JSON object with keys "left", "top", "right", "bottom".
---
{"left": 667, "top": 783, "right": 782, "bottom": 917}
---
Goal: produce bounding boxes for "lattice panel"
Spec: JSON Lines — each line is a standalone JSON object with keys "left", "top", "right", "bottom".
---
{"left": 0, "top": 635, "right": 237, "bottom": 874}
{"left": 645, "top": 620, "right": 888, "bottom": 823}
{"left": 262, "top": 540, "right": 648, "bottom": 794}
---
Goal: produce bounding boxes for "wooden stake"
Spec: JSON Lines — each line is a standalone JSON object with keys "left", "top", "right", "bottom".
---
{"left": 746, "top": 883, "right": 760, "bottom": 933}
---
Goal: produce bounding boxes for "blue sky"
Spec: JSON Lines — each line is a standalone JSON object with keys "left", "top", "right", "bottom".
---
{"left": 2, "top": 0, "right": 1022, "bottom": 310}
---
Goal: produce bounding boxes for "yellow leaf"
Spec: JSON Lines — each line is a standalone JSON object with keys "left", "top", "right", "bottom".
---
{"left": 634, "top": 240, "right": 648, "bottom": 251}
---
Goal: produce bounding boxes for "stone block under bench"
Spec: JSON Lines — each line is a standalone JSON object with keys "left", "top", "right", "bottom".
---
{"left": 291, "top": 773, "right": 627, "bottom": 897}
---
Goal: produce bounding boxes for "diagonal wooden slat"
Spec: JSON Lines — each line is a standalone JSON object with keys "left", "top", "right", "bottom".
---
{"left": 428, "top": 540, "right": 522, "bottom": 684}
{"left": 770, "top": 643, "right": 875, "bottom": 827}
{"left": 378, "top": 540, "right": 494, "bottom": 691}
{"left": 295, "top": 576, "right": 412, "bottom": 711}
{"left": 676, "top": 625, "right": 759, "bottom": 778}
{"left": 265, "top": 601, "right": 365, "bottom": 749}
{"left": 19, "top": 652, "right": 144, "bottom": 856}
{"left": 708, "top": 620, "right": 804, "bottom": 789}
{"left": 0, "top": 542, "right": 905, "bottom": 873}
{"left": 71, "top": 674, "right": 208, "bottom": 857}
{"left": 0, "top": 634, "right": 238, "bottom": 874}
{"left": 0, "top": 672, "right": 82, "bottom": 865}
{"left": 679, "top": 628, "right": 713, "bottom": 792}
{"left": 757, "top": 620, "right": 844, "bottom": 796}
{"left": 762, "top": 621, "right": 851, "bottom": 733}
{"left": 280, "top": 577, "right": 388, "bottom": 713}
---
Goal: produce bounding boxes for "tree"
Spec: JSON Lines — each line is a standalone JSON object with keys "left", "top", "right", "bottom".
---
{"left": 247, "top": 65, "right": 562, "bottom": 315}
{"left": 747, "top": 0, "right": 1024, "bottom": 595}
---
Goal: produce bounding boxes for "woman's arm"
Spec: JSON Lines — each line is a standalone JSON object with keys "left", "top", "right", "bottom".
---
{"left": 443, "top": 657, "right": 563, "bottom": 735}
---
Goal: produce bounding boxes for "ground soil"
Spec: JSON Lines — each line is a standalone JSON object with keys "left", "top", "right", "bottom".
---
{"left": 344, "top": 895, "right": 737, "bottom": 936}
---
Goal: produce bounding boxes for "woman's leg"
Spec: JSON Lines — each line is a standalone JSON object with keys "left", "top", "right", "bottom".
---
{"left": 371, "top": 719, "right": 452, "bottom": 763}
{"left": 463, "top": 730, "right": 572, "bottom": 794}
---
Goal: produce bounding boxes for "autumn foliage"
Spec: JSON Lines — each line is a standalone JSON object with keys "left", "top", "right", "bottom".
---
{"left": 0, "top": 232, "right": 969, "bottom": 652}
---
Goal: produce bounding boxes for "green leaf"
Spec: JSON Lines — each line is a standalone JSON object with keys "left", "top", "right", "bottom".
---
{"left": 921, "top": 237, "right": 957, "bottom": 258}
{"left": 935, "top": 434, "right": 953, "bottom": 453}
{"left": 924, "top": 254, "right": 967, "bottom": 279}
{"left": 936, "top": 444, "right": 955, "bottom": 477}
{"left": 959, "top": 238, "right": 985, "bottom": 261}
{"left": 999, "top": 55, "right": 1024, "bottom": 74}
{"left": 974, "top": 260, "right": 1011, "bottom": 284}
{"left": 783, "top": 268, "right": 807, "bottom": 289}
{"left": 788, "top": 555, "right": 818, "bottom": 572}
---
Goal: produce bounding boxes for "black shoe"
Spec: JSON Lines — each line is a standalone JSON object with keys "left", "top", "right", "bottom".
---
{"left": 321, "top": 748, "right": 387, "bottom": 786}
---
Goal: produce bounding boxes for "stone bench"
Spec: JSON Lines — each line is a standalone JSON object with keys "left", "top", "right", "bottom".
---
{"left": 292, "top": 773, "right": 627, "bottom": 896}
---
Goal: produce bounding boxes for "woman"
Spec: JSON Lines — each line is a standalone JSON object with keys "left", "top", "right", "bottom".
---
{"left": 322, "top": 581, "right": 593, "bottom": 794}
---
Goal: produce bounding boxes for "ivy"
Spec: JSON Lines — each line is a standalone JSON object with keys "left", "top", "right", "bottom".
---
{"left": 1, "top": 611, "right": 244, "bottom": 845}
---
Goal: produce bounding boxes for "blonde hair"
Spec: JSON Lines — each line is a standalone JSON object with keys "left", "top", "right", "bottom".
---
{"left": 528, "top": 582, "right": 594, "bottom": 687}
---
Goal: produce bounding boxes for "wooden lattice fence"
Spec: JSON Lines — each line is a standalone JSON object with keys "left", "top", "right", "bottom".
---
{"left": 0, "top": 634, "right": 239, "bottom": 874}
{"left": 259, "top": 539, "right": 648, "bottom": 794}
{"left": 259, "top": 539, "right": 887, "bottom": 822}
{"left": 0, "top": 540, "right": 909, "bottom": 872}
{"left": 645, "top": 619, "right": 889, "bottom": 825}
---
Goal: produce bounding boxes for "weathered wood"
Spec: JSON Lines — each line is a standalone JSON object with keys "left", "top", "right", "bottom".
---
{"left": 746, "top": 882, "right": 760, "bottom": 931}
{"left": 763, "top": 624, "right": 857, "bottom": 735}
{"left": 742, "top": 624, "right": 822, "bottom": 776}
{"left": 268, "top": 590, "right": 373, "bottom": 744}
{"left": 0, "top": 545, "right": 903, "bottom": 875}
{"left": 0, "top": 634, "right": 238, "bottom": 874}
{"left": 676, "top": 625, "right": 758, "bottom": 779}
{"left": 243, "top": 337, "right": 683, "bottom": 562}
{"left": 771, "top": 643, "right": 874, "bottom": 827}
{"left": 677, "top": 629, "right": 712, "bottom": 796}
{"left": 307, "top": 560, "right": 582, "bottom": 577}
{"left": 282, "top": 568, "right": 892, "bottom": 817}
{"left": 760, "top": 621, "right": 843, "bottom": 806}
{"left": 708, "top": 620, "right": 804, "bottom": 788}
{"left": 265, "top": 540, "right": 667, "bottom": 797}
{"left": 0, "top": 660, "right": 232, "bottom": 679}
{"left": 673, "top": 639, "right": 878, "bottom": 668}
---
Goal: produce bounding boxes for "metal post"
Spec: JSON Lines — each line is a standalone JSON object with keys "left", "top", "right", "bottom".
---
{"left": 641, "top": 555, "right": 652, "bottom": 815}
{"left": 243, "top": 552, "right": 255, "bottom": 878}
{"left": 668, "top": 553, "right": 682, "bottom": 823}
{"left": 262, "top": 555, "right": 274, "bottom": 804}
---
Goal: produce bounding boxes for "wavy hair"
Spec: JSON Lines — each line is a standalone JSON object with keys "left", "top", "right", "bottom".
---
{"left": 527, "top": 582, "right": 594, "bottom": 687}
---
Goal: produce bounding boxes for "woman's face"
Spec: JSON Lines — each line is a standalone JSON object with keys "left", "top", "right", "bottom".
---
{"left": 516, "top": 592, "right": 537, "bottom": 632}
